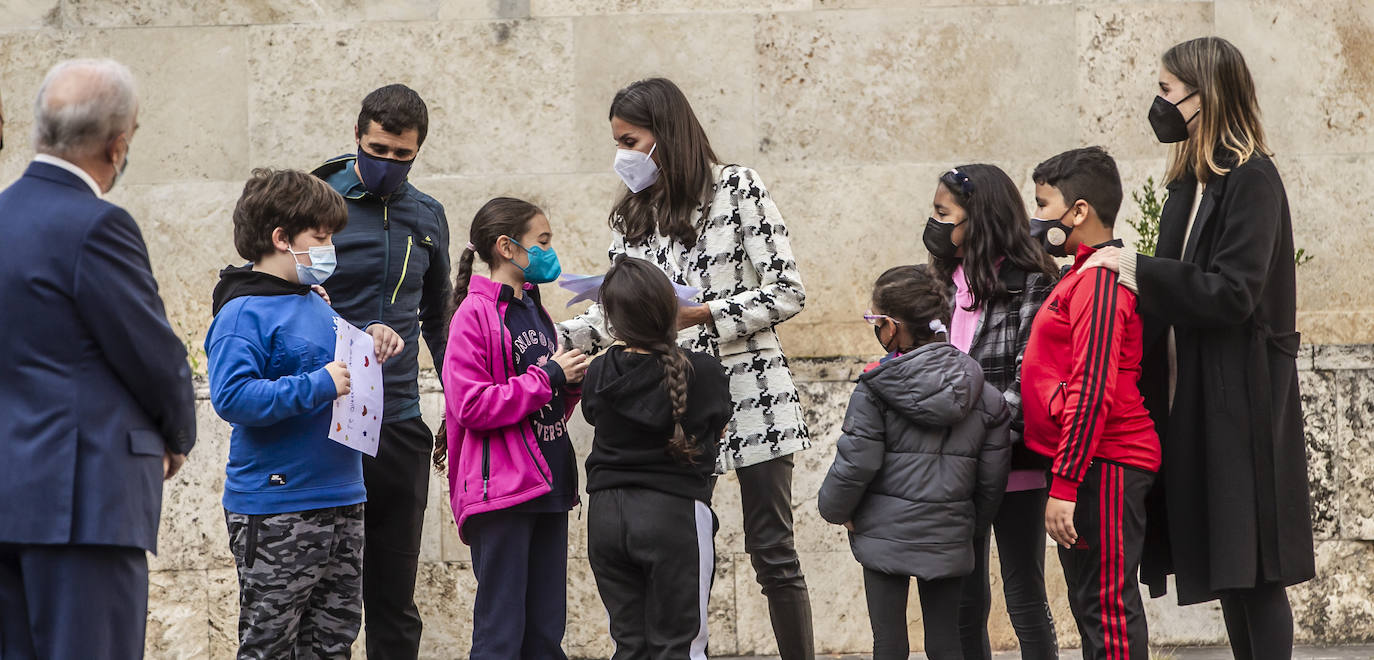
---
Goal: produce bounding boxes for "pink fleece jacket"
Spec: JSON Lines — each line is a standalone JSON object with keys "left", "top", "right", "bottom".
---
{"left": 442, "top": 274, "right": 581, "bottom": 543}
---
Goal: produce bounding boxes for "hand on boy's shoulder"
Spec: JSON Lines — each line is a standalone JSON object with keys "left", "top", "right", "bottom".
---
{"left": 1079, "top": 246, "right": 1122, "bottom": 275}
{"left": 310, "top": 285, "right": 331, "bottom": 305}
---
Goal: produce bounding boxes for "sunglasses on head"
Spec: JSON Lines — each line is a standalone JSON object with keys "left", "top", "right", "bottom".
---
{"left": 941, "top": 168, "right": 974, "bottom": 196}
{"left": 863, "top": 311, "right": 900, "bottom": 327}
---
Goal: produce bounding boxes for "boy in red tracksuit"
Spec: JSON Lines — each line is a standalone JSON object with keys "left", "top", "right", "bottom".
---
{"left": 1021, "top": 147, "right": 1161, "bottom": 660}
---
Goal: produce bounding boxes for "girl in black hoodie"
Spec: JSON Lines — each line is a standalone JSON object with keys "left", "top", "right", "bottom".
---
{"left": 581, "top": 257, "right": 733, "bottom": 660}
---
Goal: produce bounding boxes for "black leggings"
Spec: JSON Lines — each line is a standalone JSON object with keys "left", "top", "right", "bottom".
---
{"left": 959, "top": 487, "right": 1058, "bottom": 660}
{"left": 864, "top": 568, "right": 963, "bottom": 660}
{"left": 1220, "top": 582, "right": 1294, "bottom": 660}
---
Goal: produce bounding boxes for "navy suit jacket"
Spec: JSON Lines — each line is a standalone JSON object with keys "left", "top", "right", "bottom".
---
{"left": 0, "top": 161, "right": 196, "bottom": 553}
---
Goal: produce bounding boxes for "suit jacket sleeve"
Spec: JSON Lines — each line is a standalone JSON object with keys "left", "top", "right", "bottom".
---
{"left": 556, "top": 233, "right": 627, "bottom": 356}
{"left": 74, "top": 207, "right": 196, "bottom": 455}
{"left": 704, "top": 168, "right": 807, "bottom": 343}
{"left": 419, "top": 201, "right": 452, "bottom": 377}
{"left": 1135, "top": 166, "right": 1283, "bottom": 328}
{"left": 817, "top": 383, "right": 885, "bottom": 525}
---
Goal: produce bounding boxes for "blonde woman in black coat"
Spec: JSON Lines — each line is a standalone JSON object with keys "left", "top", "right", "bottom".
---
{"left": 1082, "top": 36, "right": 1315, "bottom": 659}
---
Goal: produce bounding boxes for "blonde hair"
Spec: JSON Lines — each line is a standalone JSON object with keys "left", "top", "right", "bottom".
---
{"left": 1161, "top": 37, "right": 1271, "bottom": 184}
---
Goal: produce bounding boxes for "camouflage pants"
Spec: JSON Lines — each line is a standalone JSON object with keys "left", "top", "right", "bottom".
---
{"left": 225, "top": 504, "right": 365, "bottom": 660}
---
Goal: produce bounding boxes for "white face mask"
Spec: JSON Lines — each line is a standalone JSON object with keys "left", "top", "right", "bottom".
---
{"left": 289, "top": 245, "right": 337, "bottom": 285}
{"left": 613, "top": 143, "right": 659, "bottom": 193}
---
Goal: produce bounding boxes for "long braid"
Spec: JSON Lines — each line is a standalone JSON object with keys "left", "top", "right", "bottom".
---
{"left": 655, "top": 341, "right": 699, "bottom": 464}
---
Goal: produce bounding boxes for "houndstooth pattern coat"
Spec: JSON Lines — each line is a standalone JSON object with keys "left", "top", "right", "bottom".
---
{"left": 558, "top": 164, "right": 810, "bottom": 472}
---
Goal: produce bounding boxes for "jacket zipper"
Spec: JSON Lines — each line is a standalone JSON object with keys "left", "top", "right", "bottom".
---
{"left": 379, "top": 203, "right": 390, "bottom": 322}
{"left": 498, "top": 300, "right": 553, "bottom": 487}
{"left": 391, "top": 235, "right": 413, "bottom": 305}
{"left": 1049, "top": 381, "right": 1067, "bottom": 418}
{"left": 482, "top": 435, "right": 490, "bottom": 500}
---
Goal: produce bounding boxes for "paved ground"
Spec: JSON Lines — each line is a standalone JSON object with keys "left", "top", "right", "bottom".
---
{"left": 718, "top": 647, "right": 1374, "bottom": 659}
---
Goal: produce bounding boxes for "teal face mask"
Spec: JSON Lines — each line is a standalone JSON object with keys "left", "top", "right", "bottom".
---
{"left": 507, "top": 237, "right": 562, "bottom": 284}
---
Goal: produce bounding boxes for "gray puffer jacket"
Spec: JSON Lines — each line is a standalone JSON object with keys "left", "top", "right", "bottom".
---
{"left": 818, "top": 342, "right": 1011, "bottom": 580}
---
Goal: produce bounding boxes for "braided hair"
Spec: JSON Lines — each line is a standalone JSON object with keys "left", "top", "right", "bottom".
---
{"left": 432, "top": 197, "right": 545, "bottom": 473}
{"left": 872, "top": 264, "right": 952, "bottom": 351}
{"left": 599, "top": 257, "right": 700, "bottom": 464}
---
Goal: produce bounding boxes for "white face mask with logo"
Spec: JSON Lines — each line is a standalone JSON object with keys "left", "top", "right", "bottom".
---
{"left": 613, "top": 143, "right": 659, "bottom": 193}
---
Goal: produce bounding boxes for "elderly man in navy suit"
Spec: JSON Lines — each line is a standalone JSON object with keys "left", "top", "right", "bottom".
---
{"left": 0, "top": 58, "right": 197, "bottom": 659}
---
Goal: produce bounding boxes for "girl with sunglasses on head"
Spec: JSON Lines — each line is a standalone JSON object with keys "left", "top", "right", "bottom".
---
{"left": 924, "top": 164, "right": 1062, "bottom": 659}
{"left": 819, "top": 264, "right": 1011, "bottom": 660}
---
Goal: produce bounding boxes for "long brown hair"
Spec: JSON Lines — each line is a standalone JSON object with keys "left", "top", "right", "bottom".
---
{"left": 927, "top": 164, "right": 1058, "bottom": 311}
{"left": 433, "top": 197, "right": 545, "bottom": 472}
{"left": 608, "top": 78, "right": 720, "bottom": 249}
{"left": 1161, "top": 36, "right": 1271, "bottom": 184}
{"left": 599, "top": 257, "right": 700, "bottom": 464}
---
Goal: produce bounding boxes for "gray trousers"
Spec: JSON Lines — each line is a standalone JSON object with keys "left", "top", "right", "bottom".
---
{"left": 720, "top": 454, "right": 816, "bottom": 660}
{"left": 226, "top": 503, "right": 365, "bottom": 660}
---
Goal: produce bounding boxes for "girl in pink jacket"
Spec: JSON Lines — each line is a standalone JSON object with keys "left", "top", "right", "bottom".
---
{"left": 436, "top": 197, "right": 589, "bottom": 659}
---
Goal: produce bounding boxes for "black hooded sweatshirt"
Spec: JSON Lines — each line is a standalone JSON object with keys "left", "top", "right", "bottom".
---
{"left": 212, "top": 264, "right": 313, "bottom": 315}
{"left": 581, "top": 346, "right": 733, "bottom": 504}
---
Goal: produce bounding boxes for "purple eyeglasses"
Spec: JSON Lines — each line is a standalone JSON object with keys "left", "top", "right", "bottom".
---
{"left": 863, "top": 311, "right": 899, "bottom": 326}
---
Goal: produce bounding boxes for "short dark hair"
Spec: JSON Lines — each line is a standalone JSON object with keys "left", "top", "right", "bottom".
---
{"left": 1032, "top": 146, "right": 1123, "bottom": 227}
{"left": 356, "top": 84, "right": 428, "bottom": 147}
{"left": 233, "top": 168, "right": 348, "bottom": 261}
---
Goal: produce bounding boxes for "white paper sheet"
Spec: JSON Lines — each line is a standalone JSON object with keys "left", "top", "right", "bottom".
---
{"left": 328, "top": 318, "right": 383, "bottom": 457}
{"left": 557, "top": 272, "right": 701, "bottom": 307}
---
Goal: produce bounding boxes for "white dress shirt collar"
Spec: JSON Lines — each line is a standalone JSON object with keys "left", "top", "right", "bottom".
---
{"left": 33, "top": 154, "right": 104, "bottom": 198}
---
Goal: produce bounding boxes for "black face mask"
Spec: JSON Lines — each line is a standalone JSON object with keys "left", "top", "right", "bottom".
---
{"left": 1149, "top": 91, "right": 1198, "bottom": 144}
{"left": 1029, "top": 208, "right": 1075, "bottom": 258}
{"left": 923, "top": 216, "right": 965, "bottom": 260}
{"left": 874, "top": 321, "right": 900, "bottom": 354}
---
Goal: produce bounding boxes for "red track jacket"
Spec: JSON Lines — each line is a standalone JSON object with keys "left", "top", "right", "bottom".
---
{"left": 1022, "top": 241, "right": 1161, "bottom": 501}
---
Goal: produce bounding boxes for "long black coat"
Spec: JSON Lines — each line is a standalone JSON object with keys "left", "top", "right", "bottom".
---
{"left": 1134, "top": 153, "right": 1315, "bottom": 605}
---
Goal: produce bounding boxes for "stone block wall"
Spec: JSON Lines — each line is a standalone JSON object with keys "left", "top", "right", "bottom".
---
{"left": 147, "top": 347, "right": 1373, "bottom": 657}
{"left": 1, "top": 0, "right": 1371, "bottom": 657}
{"left": 1, "top": 0, "right": 1372, "bottom": 360}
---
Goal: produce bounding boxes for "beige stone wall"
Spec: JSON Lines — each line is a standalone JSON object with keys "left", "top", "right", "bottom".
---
{"left": 2, "top": 0, "right": 1371, "bottom": 359}
{"left": 2, "top": 0, "right": 1372, "bottom": 657}
{"left": 146, "top": 349, "right": 1373, "bottom": 658}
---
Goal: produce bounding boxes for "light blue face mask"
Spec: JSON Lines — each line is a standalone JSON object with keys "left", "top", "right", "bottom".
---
{"left": 289, "top": 244, "right": 337, "bottom": 285}
{"left": 507, "top": 237, "right": 562, "bottom": 284}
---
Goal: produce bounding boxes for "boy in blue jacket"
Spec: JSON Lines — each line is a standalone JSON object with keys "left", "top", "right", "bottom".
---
{"left": 206, "top": 169, "right": 403, "bottom": 658}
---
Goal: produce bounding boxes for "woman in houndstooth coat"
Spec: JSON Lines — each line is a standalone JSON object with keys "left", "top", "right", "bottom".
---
{"left": 557, "top": 78, "right": 815, "bottom": 659}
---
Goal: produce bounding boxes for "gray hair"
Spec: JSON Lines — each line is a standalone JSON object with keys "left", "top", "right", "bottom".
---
{"left": 33, "top": 58, "right": 138, "bottom": 158}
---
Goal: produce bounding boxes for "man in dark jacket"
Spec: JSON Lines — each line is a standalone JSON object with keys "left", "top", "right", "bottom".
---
{"left": 0, "top": 58, "right": 197, "bottom": 659}
{"left": 312, "top": 84, "right": 451, "bottom": 658}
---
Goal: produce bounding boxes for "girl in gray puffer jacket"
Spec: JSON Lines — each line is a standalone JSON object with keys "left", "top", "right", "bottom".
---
{"left": 819, "top": 265, "right": 1011, "bottom": 660}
